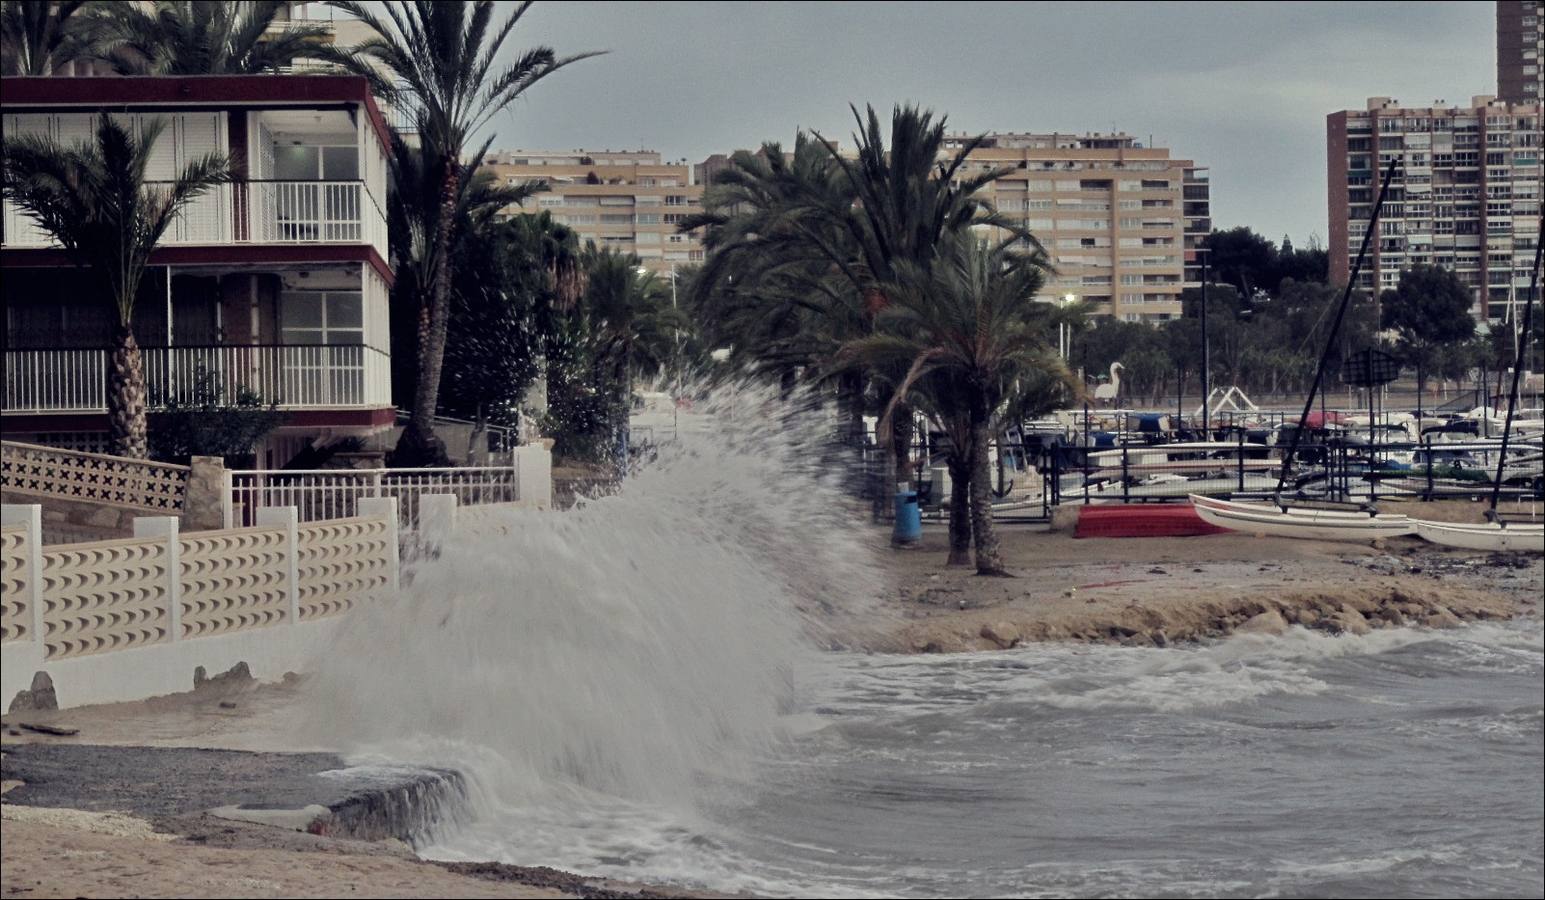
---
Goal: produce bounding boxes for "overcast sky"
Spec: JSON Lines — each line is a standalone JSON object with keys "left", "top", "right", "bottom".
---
{"left": 478, "top": 1, "right": 1498, "bottom": 246}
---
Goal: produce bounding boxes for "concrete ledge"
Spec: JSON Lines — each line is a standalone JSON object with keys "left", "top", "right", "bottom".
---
{"left": 3, "top": 617, "right": 345, "bottom": 710}
{"left": 1, "top": 744, "right": 469, "bottom": 848}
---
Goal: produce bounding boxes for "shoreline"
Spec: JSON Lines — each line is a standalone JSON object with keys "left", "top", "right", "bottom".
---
{"left": 847, "top": 524, "right": 1539, "bottom": 654}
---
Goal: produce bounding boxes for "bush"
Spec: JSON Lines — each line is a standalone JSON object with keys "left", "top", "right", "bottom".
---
{"left": 148, "top": 365, "right": 285, "bottom": 467}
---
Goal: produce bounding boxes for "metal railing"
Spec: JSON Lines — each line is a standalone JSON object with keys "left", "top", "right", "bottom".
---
{"left": 224, "top": 465, "right": 523, "bottom": 527}
{"left": 3, "top": 344, "right": 391, "bottom": 413}
{"left": 4, "top": 179, "right": 386, "bottom": 258}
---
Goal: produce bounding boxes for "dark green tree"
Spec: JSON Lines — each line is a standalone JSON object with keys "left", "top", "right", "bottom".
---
{"left": 1381, "top": 264, "right": 1476, "bottom": 399}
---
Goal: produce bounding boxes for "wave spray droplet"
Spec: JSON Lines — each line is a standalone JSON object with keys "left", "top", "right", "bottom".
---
{"left": 302, "top": 384, "right": 883, "bottom": 812}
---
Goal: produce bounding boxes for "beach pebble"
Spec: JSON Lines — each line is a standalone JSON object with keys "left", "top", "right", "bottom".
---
{"left": 1237, "top": 609, "right": 1290, "bottom": 636}
{"left": 979, "top": 621, "right": 1021, "bottom": 649}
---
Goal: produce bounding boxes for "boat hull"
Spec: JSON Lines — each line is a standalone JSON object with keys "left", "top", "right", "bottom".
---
{"left": 1189, "top": 494, "right": 1414, "bottom": 541}
{"left": 1413, "top": 520, "right": 1545, "bottom": 553}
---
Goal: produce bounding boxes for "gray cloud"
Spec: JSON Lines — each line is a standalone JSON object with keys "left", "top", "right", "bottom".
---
{"left": 482, "top": 0, "right": 1496, "bottom": 246}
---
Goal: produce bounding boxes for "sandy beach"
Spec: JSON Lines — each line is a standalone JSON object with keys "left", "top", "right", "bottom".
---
{"left": 855, "top": 522, "right": 1540, "bottom": 653}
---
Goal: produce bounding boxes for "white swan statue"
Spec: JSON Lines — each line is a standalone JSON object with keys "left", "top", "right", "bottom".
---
{"left": 1094, "top": 362, "right": 1123, "bottom": 403}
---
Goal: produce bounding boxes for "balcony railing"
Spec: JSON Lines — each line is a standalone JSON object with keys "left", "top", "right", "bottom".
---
{"left": 3, "top": 180, "right": 386, "bottom": 259}
{"left": 3, "top": 345, "right": 391, "bottom": 414}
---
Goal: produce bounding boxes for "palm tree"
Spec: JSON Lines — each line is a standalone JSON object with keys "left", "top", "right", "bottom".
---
{"left": 2, "top": 112, "right": 230, "bottom": 457}
{"left": 842, "top": 237, "right": 1069, "bottom": 574}
{"left": 1, "top": 0, "right": 95, "bottom": 76}
{"left": 382, "top": 129, "right": 540, "bottom": 449}
{"left": 321, "top": 0, "right": 599, "bottom": 465}
{"left": 94, "top": 0, "right": 330, "bottom": 75}
{"left": 687, "top": 106, "right": 1042, "bottom": 500}
{"left": 580, "top": 249, "right": 687, "bottom": 436}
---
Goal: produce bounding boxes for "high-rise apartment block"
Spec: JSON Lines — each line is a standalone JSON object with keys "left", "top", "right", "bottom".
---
{"left": 1498, "top": 0, "right": 1545, "bottom": 104}
{"left": 1327, "top": 96, "right": 1542, "bottom": 321}
{"left": 482, "top": 150, "right": 704, "bottom": 276}
{"left": 947, "top": 132, "right": 1210, "bottom": 322}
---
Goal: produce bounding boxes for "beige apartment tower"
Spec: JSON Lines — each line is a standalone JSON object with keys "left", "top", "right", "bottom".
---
{"left": 483, "top": 149, "right": 704, "bottom": 278}
{"left": 1326, "top": 96, "right": 1542, "bottom": 321}
{"left": 947, "top": 132, "right": 1210, "bottom": 322}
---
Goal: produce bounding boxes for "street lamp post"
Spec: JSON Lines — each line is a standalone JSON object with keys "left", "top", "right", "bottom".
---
{"left": 1199, "top": 248, "right": 1211, "bottom": 436}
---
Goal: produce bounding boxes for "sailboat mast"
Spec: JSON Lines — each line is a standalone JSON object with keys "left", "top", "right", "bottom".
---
{"left": 1487, "top": 211, "right": 1544, "bottom": 513}
{"left": 1274, "top": 156, "right": 1401, "bottom": 497}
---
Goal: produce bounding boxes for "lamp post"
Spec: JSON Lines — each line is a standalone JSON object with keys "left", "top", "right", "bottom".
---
{"left": 1060, "top": 293, "right": 1076, "bottom": 361}
{"left": 1198, "top": 247, "right": 1211, "bottom": 436}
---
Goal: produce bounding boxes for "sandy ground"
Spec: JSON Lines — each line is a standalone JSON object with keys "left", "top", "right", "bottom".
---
{"left": 846, "top": 509, "right": 1541, "bottom": 653}
{"left": 1, "top": 805, "right": 569, "bottom": 899}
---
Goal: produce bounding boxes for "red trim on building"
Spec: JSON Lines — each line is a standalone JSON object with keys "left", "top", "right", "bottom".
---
{"left": 0, "top": 75, "right": 392, "bottom": 153}
{"left": 2, "top": 244, "right": 393, "bottom": 287}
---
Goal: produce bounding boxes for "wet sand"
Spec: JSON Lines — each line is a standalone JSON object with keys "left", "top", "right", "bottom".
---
{"left": 853, "top": 519, "right": 1541, "bottom": 653}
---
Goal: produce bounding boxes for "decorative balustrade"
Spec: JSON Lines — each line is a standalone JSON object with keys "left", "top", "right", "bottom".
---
{"left": 39, "top": 535, "right": 173, "bottom": 660}
{"left": 0, "top": 501, "right": 398, "bottom": 663}
{"left": 3, "top": 344, "right": 392, "bottom": 413}
{"left": 4, "top": 179, "right": 386, "bottom": 259}
{"left": 177, "top": 526, "right": 290, "bottom": 639}
{"left": 1, "top": 441, "right": 190, "bottom": 512}
{"left": 1, "top": 525, "right": 32, "bottom": 643}
{"left": 295, "top": 515, "right": 393, "bottom": 621}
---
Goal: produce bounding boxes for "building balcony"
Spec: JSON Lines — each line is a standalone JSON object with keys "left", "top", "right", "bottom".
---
{"left": 3, "top": 344, "right": 391, "bottom": 415}
{"left": 2, "top": 180, "right": 387, "bottom": 260}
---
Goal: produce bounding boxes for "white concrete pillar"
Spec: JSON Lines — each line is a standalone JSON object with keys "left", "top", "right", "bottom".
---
{"left": 1, "top": 503, "right": 45, "bottom": 647}
{"left": 514, "top": 443, "right": 553, "bottom": 509}
{"left": 255, "top": 506, "right": 300, "bottom": 624}
{"left": 357, "top": 496, "right": 400, "bottom": 592}
{"left": 133, "top": 516, "right": 182, "bottom": 642}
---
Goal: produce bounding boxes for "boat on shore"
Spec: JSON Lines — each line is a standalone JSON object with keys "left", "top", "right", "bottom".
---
{"left": 1189, "top": 493, "right": 1415, "bottom": 541}
{"left": 1412, "top": 518, "right": 1545, "bottom": 553}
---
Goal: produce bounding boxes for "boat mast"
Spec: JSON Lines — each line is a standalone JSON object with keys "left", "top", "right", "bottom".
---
{"left": 1274, "top": 157, "right": 1400, "bottom": 498}
{"left": 1487, "top": 211, "right": 1543, "bottom": 513}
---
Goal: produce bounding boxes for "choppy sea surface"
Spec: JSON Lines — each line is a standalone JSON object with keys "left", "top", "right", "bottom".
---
{"left": 423, "top": 621, "right": 1543, "bottom": 899}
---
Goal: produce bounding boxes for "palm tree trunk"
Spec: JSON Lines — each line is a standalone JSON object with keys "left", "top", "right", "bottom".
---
{"left": 969, "top": 406, "right": 1007, "bottom": 576}
{"left": 108, "top": 326, "right": 148, "bottom": 459}
{"left": 892, "top": 403, "right": 914, "bottom": 490}
{"left": 397, "top": 163, "right": 458, "bottom": 467}
{"left": 946, "top": 451, "right": 972, "bottom": 567}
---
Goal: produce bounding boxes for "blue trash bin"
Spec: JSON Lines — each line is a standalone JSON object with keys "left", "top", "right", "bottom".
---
{"left": 892, "top": 489, "right": 922, "bottom": 544}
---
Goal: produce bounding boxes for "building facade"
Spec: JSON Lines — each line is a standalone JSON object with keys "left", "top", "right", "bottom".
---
{"left": 946, "top": 132, "right": 1210, "bottom": 322}
{"left": 1498, "top": 0, "right": 1545, "bottom": 105}
{"left": 482, "top": 149, "right": 704, "bottom": 277}
{"left": 1326, "top": 96, "right": 1542, "bottom": 321}
{"left": 1, "top": 76, "right": 396, "bottom": 465}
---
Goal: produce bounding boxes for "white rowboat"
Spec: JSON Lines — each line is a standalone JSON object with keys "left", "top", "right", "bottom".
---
{"left": 1189, "top": 494, "right": 1415, "bottom": 542}
{"left": 1412, "top": 519, "right": 1545, "bottom": 553}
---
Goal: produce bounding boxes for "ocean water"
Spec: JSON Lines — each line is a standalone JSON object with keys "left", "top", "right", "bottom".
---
{"left": 422, "top": 622, "right": 1545, "bottom": 899}
{"left": 305, "top": 391, "right": 1544, "bottom": 899}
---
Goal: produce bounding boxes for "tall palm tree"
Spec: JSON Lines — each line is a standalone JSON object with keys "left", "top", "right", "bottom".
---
{"left": 0, "top": 0, "right": 95, "bottom": 76}
{"left": 383, "top": 128, "right": 539, "bottom": 432}
{"left": 94, "top": 0, "right": 330, "bottom": 75}
{"left": 842, "top": 238, "right": 1069, "bottom": 574}
{"left": 321, "top": 0, "right": 599, "bottom": 465}
{"left": 2, "top": 112, "right": 230, "bottom": 458}
{"left": 580, "top": 248, "right": 686, "bottom": 408}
